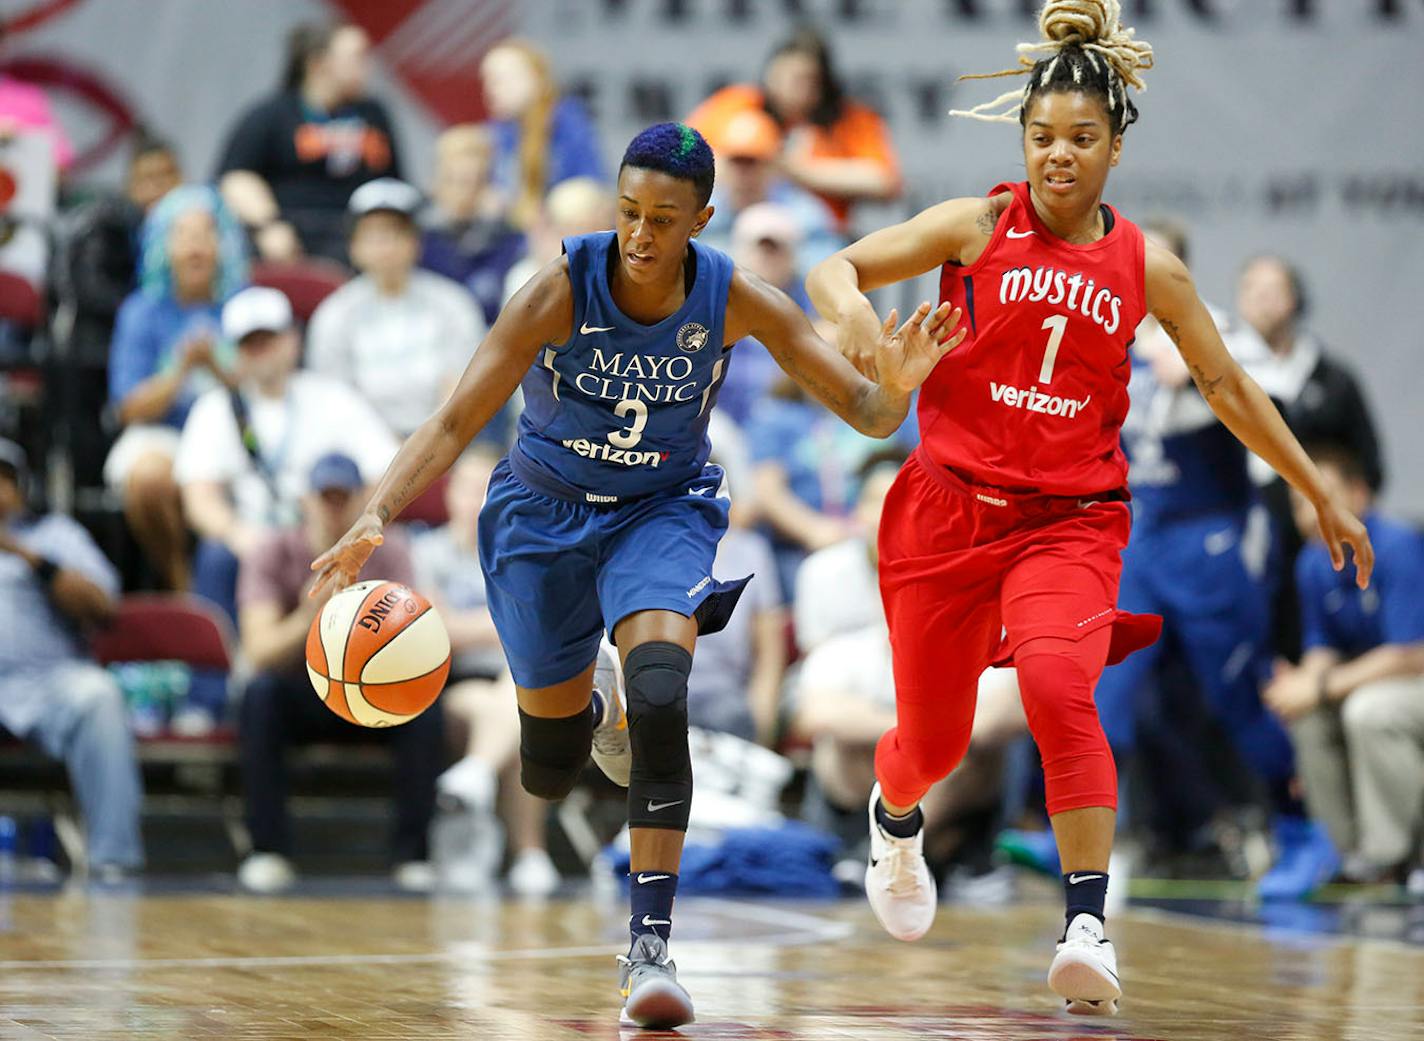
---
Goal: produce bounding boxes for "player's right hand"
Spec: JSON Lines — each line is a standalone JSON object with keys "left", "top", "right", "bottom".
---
{"left": 1314, "top": 496, "right": 1374, "bottom": 590}
{"left": 309, "top": 513, "right": 384, "bottom": 599}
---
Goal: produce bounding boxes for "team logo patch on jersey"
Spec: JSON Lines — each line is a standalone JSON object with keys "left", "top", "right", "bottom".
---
{"left": 675, "top": 322, "right": 710, "bottom": 353}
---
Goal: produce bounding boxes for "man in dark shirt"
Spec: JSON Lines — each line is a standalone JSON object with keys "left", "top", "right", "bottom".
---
{"left": 1231, "top": 254, "right": 1386, "bottom": 662}
{"left": 1235, "top": 255, "right": 1383, "bottom": 491}
{"left": 216, "top": 21, "right": 403, "bottom": 264}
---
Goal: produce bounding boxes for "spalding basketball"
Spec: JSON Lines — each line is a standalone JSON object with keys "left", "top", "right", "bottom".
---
{"left": 305, "top": 580, "right": 451, "bottom": 727}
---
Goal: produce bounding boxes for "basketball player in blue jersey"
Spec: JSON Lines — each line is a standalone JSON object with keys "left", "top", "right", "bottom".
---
{"left": 1097, "top": 223, "right": 1334, "bottom": 897}
{"left": 311, "top": 122, "right": 963, "bottom": 1029}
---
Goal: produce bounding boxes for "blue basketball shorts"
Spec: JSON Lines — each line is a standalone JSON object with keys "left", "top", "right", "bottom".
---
{"left": 477, "top": 459, "right": 750, "bottom": 689}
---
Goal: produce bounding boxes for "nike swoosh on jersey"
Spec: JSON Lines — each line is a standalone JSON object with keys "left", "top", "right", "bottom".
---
{"left": 646, "top": 799, "right": 685, "bottom": 813}
{"left": 1006, "top": 228, "right": 1035, "bottom": 239}
{"left": 580, "top": 321, "right": 616, "bottom": 334}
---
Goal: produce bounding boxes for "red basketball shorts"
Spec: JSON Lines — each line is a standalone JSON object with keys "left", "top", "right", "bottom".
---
{"left": 874, "top": 449, "right": 1161, "bottom": 813}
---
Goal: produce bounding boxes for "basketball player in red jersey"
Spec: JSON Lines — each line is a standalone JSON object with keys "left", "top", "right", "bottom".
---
{"left": 808, "top": 0, "right": 1373, "bottom": 1015}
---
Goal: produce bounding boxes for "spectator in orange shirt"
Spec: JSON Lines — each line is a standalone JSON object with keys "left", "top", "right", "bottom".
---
{"left": 686, "top": 26, "right": 901, "bottom": 231}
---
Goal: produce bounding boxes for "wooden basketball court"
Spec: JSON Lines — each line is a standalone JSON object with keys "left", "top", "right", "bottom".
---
{"left": 2, "top": 887, "right": 1420, "bottom": 1040}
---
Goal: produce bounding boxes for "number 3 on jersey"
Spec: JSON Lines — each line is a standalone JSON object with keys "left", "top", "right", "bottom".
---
{"left": 609, "top": 398, "right": 649, "bottom": 448}
{"left": 1038, "top": 314, "right": 1068, "bottom": 383}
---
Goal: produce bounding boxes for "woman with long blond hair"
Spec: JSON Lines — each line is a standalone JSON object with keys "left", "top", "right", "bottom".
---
{"left": 480, "top": 39, "right": 604, "bottom": 229}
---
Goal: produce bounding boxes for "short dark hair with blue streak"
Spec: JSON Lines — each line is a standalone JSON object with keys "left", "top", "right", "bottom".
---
{"left": 619, "top": 122, "right": 715, "bottom": 209}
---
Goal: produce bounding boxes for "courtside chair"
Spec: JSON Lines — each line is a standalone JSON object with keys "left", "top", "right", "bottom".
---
{"left": 249, "top": 258, "right": 349, "bottom": 325}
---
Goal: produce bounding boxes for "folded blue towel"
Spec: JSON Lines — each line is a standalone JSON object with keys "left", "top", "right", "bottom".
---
{"left": 609, "top": 821, "right": 841, "bottom": 897}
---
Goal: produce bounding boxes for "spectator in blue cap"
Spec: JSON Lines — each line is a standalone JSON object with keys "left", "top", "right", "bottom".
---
{"left": 234, "top": 450, "right": 440, "bottom": 893}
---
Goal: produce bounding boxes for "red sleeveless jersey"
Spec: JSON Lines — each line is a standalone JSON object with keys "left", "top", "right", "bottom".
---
{"left": 922, "top": 181, "right": 1147, "bottom": 496}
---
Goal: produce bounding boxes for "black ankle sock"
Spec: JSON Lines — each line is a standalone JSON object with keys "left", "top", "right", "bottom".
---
{"left": 589, "top": 689, "right": 605, "bottom": 730}
{"left": 1063, "top": 870, "right": 1109, "bottom": 930}
{"left": 875, "top": 799, "right": 924, "bottom": 839}
{"left": 629, "top": 870, "right": 678, "bottom": 947}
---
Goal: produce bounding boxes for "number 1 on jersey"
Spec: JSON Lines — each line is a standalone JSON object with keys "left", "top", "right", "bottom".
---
{"left": 1038, "top": 314, "right": 1068, "bottom": 383}
{"left": 609, "top": 398, "right": 649, "bottom": 448}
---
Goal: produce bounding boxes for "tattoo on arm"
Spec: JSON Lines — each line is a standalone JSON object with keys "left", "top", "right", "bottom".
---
{"left": 975, "top": 207, "right": 997, "bottom": 237}
{"left": 386, "top": 449, "right": 436, "bottom": 521}
{"left": 1159, "top": 317, "right": 1225, "bottom": 400}
{"left": 1189, "top": 363, "right": 1225, "bottom": 400}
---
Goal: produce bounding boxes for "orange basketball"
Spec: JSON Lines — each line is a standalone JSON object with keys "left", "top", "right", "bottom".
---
{"left": 304, "top": 579, "right": 451, "bottom": 728}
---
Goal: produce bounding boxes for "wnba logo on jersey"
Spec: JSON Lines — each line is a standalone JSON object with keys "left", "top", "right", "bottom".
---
{"left": 675, "top": 322, "right": 709, "bottom": 353}
{"left": 999, "top": 266, "right": 1123, "bottom": 335}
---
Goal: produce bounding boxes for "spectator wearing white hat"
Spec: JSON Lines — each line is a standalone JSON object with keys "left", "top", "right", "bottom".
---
{"left": 307, "top": 178, "right": 487, "bottom": 438}
{"left": 176, "top": 285, "right": 397, "bottom": 631}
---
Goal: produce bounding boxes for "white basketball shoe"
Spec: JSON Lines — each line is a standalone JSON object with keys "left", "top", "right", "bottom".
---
{"left": 590, "top": 643, "right": 631, "bottom": 787}
{"left": 864, "top": 783, "right": 937, "bottom": 941}
{"left": 1048, "top": 912, "right": 1122, "bottom": 1015}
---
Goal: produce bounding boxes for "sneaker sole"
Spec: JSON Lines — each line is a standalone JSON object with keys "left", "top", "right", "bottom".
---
{"left": 1063, "top": 997, "right": 1120, "bottom": 1016}
{"left": 1048, "top": 952, "right": 1121, "bottom": 1013}
{"left": 620, "top": 979, "right": 695, "bottom": 1029}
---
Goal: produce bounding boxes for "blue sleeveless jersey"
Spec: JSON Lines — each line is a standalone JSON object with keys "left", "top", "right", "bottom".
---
{"left": 506, "top": 231, "right": 736, "bottom": 503}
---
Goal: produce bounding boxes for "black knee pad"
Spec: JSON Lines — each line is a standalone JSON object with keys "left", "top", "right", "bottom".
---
{"left": 518, "top": 704, "right": 593, "bottom": 800}
{"left": 625, "top": 641, "right": 694, "bottom": 831}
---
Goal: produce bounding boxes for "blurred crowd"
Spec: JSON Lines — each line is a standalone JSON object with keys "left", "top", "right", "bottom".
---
{"left": 0, "top": 21, "right": 1418, "bottom": 905}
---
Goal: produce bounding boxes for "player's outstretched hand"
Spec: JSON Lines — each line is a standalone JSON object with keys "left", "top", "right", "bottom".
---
{"left": 874, "top": 301, "right": 965, "bottom": 396}
{"left": 1315, "top": 497, "right": 1374, "bottom": 589}
{"left": 309, "top": 513, "right": 384, "bottom": 599}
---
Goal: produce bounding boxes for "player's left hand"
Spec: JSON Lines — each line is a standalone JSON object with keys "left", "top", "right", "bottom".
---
{"left": 308, "top": 513, "right": 384, "bottom": 600}
{"left": 873, "top": 301, "right": 965, "bottom": 396}
{"left": 1314, "top": 496, "right": 1374, "bottom": 590}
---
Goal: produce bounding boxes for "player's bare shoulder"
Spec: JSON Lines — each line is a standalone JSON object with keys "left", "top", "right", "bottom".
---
{"left": 958, "top": 191, "right": 1013, "bottom": 266}
{"left": 905, "top": 193, "right": 1011, "bottom": 268}
{"left": 502, "top": 255, "right": 576, "bottom": 347}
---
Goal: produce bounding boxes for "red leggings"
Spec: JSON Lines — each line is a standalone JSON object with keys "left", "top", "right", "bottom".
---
{"left": 872, "top": 453, "right": 1151, "bottom": 816}
{"left": 875, "top": 629, "right": 1117, "bottom": 815}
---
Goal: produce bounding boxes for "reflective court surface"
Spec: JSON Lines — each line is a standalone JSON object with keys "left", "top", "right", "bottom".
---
{"left": 1, "top": 887, "right": 1422, "bottom": 1040}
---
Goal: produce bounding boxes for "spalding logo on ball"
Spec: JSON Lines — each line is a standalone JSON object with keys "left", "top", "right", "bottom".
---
{"left": 305, "top": 580, "right": 451, "bottom": 727}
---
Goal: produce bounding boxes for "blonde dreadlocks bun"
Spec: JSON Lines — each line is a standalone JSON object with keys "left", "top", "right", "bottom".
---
{"left": 951, "top": 0, "right": 1154, "bottom": 129}
{"left": 1028, "top": 0, "right": 1153, "bottom": 93}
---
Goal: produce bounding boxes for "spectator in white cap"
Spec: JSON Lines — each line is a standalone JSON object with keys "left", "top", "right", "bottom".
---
{"left": 175, "top": 285, "right": 398, "bottom": 636}
{"left": 306, "top": 177, "right": 488, "bottom": 438}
